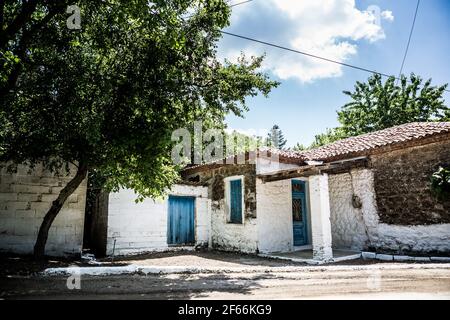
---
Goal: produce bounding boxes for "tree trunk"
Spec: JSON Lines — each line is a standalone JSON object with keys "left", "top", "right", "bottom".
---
{"left": 33, "top": 162, "right": 88, "bottom": 259}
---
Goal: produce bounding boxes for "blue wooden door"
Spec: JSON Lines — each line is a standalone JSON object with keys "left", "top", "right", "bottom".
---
{"left": 168, "top": 196, "right": 195, "bottom": 245}
{"left": 292, "top": 180, "right": 308, "bottom": 246}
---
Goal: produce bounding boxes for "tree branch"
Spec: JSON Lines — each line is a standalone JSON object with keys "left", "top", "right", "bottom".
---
{"left": 0, "top": 1, "right": 5, "bottom": 31}
{"left": 0, "top": 0, "right": 40, "bottom": 50}
{"left": 0, "top": 3, "right": 64, "bottom": 96}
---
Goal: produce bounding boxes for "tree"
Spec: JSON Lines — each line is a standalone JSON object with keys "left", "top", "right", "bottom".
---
{"left": 310, "top": 73, "right": 449, "bottom": 148}
{"left": 291, "top": 143, "right": 306, "bottom": 151}
{"left": 0, "top": 0, "right": 278, "bottom": 258}
{"left": 0, "top": 0, "right": 74, "bottom": 96}
{"left": 338, "top": 73, "right": 449, "bottom": 137}
{"left": 266, "top": 124, "right": 287, "bottom": 150}
{"left": 309, "top": 127, "right": 346, "bottom": 148}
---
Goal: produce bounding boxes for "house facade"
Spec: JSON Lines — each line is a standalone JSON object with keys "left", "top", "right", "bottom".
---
{"left": 105, "top": 122, "right": 450, "bottom": 261}
{"left": 2, "top": 122, "right": 448, "bottom": 259}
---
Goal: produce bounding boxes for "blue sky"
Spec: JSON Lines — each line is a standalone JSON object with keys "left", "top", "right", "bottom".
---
{"left": 219, "top": 0, "right": 450, "bottom": 147}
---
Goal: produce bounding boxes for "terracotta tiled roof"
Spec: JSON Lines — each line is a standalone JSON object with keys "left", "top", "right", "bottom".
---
{"left": 301, "top": 122, "right": 450, "bottom": 162}
{"left": 182, "top": 122, "right": 450, "bottom": 173}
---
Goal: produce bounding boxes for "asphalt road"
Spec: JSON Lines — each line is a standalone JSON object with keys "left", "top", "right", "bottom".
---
{"left": 1, "top": 265, "right": 450, "bottom": 299}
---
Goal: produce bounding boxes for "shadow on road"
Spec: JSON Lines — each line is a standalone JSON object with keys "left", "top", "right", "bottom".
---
{"left": 0, "top": 272, "right": 279, "bottom": 300}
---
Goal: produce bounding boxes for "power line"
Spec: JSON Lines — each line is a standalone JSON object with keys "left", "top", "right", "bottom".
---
{"left": 229, "top": 0, "right": 255, "bottom": 8}
{"left": 221, "top": 31, "right": 392, "bottom": 77}
{"left": 398, "top": 0, "right": 420, "bottom": 82}
{"left": 189, "top": 0, "right": 447, "bottom": 93}
{"left": 220, "top": 30, "right": 450, "bottom": 93}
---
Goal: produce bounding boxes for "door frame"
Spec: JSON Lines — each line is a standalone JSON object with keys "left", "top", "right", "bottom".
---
{"left": 167, "top": 195, "right": 196, "bottom": 246}
{"left": 292, "top": 179, "right": 309, "bottom": 247}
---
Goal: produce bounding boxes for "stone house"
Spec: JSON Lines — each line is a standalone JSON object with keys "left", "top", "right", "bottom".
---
{"left": 104, "top": 122, "right": 450, "bottom": 261}
{"left": 1, "top": 122, "right": 448, "bottom": 259}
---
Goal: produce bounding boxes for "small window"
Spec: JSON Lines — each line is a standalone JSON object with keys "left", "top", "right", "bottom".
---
{"left": 292, "top": 181, "right": 305, "bottom": 193}
{"left": 229, "top": 178, "right": 243, "bottom": 224}
{"left": 292, "top": 198, "right": 303, "bottom": 222}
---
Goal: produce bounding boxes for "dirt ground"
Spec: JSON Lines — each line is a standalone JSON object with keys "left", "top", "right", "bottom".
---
{"left": 101, "top": 250, "right": 304, "bottom": 267}
{"left": 1, "top": 266, "right": 450, "bottom": 300}
{"left": 0, "top": 254, "right": 74, "bottom": 277}
{"left": 99, "top": 250, "right": 385, "bottom": 267}
{"left": 0, "top": 250, "right": 381, "bottom": 277}
{"left": 1, "top": 250, "right": 449, "bottom": 299}
{"left": 101, "top": 250, "right": 320, "bottom": 268}
{"left": 0, "top": 249, "right": 442, "bottom": 275}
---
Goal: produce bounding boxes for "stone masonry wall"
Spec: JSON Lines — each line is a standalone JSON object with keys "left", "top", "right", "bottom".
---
{"left": 0, "top": 163, "right": 87, "bottom": 256}
{"left": 329, "top": 168, "right": 450, "bottom": 254}
{"left": 184, "top": 165, "right": 258, "bottom": 253}
{"left": 372, "top": 139, "right": 450, "bottom": 225}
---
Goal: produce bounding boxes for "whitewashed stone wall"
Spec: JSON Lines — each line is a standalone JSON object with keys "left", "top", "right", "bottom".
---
{"left": 375, "top": 223, "right": 450, "bottom": 253}
{"left": 329, "top": 169, "right": 450, "bottom": 253}
{"left": 256, "top": 179, "right": 293, "bottom": 253}
{"left": 329, "top": 171, "right": 370, "bottom": 250}
{"left": 107, "top": 184, "right": 210, "bottom": 256}
{"left": 256, "top": 177, "right": 313, "bottom": 254}
{"left": 309, "top": 174, "right": 333, "bottom": 261}
{"left": 210, "top": 202, "right": 258, "bottom": 253}
{"left": 0, "top": 163, "right": 87, "bottom": 256}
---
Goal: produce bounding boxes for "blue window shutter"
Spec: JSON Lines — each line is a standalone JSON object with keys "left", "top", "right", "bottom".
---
{"left": 230, "top": 179, "right": 242, "bottom": 223}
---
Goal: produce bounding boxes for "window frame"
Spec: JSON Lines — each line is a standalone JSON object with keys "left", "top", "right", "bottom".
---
{"left": 224, "top": 175, "right": 245, "bottom": 225}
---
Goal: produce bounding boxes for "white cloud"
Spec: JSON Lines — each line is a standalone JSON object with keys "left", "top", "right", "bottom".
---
{"left": 381, "top": 10, "right": 395, "bottom": 22}
{"left": 220, "top": 0, "right": 393, "bottom": 83}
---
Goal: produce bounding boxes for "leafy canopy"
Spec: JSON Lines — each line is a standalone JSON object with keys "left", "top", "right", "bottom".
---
{"left": 309, "top": 128, "right": 346, "bottom": 149}
{"left": 307, "top": 73, "right": 449, "bottom": 148}
{"left": 339, "top": 73, "right": 449, "bottom": 136}
{"left": 0, "top": 0, "right": 278, "bottom": 199}
{"left": 431, "top": 166, "right": 450, "bottom": 201}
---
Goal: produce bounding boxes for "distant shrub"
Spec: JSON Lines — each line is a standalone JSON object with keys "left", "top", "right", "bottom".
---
{"left": 431, "top": 166, "right": 450, "bottom": 200}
